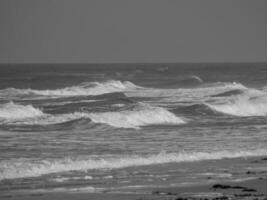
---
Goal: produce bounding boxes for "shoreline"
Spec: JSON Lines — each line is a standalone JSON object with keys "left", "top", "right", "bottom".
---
{"left": 1, "top": 156, "right": 267, "bottom": 200}
{"left": 2, "top": 178, "right": 266, "bottom": 200}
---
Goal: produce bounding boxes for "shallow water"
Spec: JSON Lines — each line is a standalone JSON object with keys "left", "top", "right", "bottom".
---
{"left": 0, "top": 63, "right": 266, "bottom": 193}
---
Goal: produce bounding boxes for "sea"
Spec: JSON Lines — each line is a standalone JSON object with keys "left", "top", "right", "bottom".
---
{"left": 0, "top": 63, "right": 267, "bottom": 195}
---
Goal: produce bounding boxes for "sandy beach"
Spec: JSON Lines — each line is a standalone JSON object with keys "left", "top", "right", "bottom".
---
{"left": 1, "top": 156, "right": 267, "bottom": 200}
{"left": 1, "top": 176, "right": 266, "bottom": 200}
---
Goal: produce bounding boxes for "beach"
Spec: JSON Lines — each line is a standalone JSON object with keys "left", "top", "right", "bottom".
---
{"left": 1, "top": 156, "right": 267, "bottom": 200}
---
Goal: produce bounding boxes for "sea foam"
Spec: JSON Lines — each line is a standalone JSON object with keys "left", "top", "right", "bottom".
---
{"left": 1, "top": 149, "right": 266, "bottom": 180}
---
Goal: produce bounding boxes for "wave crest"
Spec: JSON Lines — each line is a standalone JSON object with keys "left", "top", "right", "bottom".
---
{"left": 206, "top": 93, "right": 267, "bottom": 116}
{"left": 87, "top": 104, "right": 185, "bottom": 129}
{"left": 0, "top": 80, "right": 140, "bottom": 98}
{"left": 126, "top": 82, "right": 247, "bottom": 103}
{"left": 0, "top": 102, "right": 44, "bottom": 120}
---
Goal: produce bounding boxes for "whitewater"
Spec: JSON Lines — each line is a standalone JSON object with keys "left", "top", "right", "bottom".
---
{"left": 0, "top": 102, "right": 185, "bottom": 128}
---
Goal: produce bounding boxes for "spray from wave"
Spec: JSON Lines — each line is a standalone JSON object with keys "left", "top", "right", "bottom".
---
{"left": 1, "top": 149, "right": 266, "bottom": 180}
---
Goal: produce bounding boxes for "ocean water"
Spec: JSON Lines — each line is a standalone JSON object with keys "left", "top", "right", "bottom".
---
{"left": 0, "top": 63, "right": 267, "bottom": 194}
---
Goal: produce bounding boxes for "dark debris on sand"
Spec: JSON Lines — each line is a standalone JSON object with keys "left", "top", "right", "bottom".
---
{"left": 149, "top": 182, "right": 267, "bottom": 200}
{"left": 212, "top": 183, "right": 257, "bottom": 192}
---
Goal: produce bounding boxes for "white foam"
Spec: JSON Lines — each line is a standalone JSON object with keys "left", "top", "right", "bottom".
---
{"left": 190, "top": 75, "right": 203, "bottom": 83}
{"left": 0, "top": 102, "right": 44, "bottom": 120}
{"left": 199, "top": 172, "right": 232, "bottom": 178}
{"left": 206, "top": 94, "right": 267, "bottom": 116}
{"left": 51, "top": 175, "right": 93, "bottom": 182}
{"left": 87, "top": 104, "right": 185, "bottom": 129}
{"left": 1, "top": 149, "right": 266, "bottom": 180}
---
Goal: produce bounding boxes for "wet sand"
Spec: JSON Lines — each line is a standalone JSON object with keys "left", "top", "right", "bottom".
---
{"left": 2, "top": 178, "right": 267, "bottom": 200}
{"left": 1, "top": 156, "right": 267, "bottom": 200}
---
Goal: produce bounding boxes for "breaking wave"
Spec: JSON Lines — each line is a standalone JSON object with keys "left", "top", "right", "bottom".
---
{"left": 87, "top": 104, "right": 185, "bottom": 129}
{"left": 125, "top": 82, "right": 247, "bottom": 103}
{"left": 0, "top": 102, "right": 87, "bottom": 125}
{"left": 0, "top": 80, "right": 140, "bottom": 98}
{"left": 0, "top": 102, "right": 44, "bottom": 120}
{"left": 1, "top": 149, "right": 266, "bottom": 180}
{"left": 0, "top": 103, "right": 185, "bottom": 129}
{"left": 206, "top": 93, "right": 267, "bottom": 117}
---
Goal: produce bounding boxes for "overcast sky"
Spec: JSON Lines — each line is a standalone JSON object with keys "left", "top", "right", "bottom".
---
{"left": 0, "top": 0, "right": 267, "bottom": 63}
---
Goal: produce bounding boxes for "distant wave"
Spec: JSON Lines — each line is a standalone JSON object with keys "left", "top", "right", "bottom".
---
{"left": 0, "top": 80, "right": 140, "bottom": 98}
{"left": 0, "top": 102, "right": 185, "bottom": 129}
{"left": 159, "top": 75, "right": 204, "bottom": 88}
{"left": 0, "top": 81, "right": 247, "bottom": 106}
{"left": 178, "top": 75, "right": 203, "bottom": 87}
{"left": 206, "top": 93, "right": 267, "bottom": 117}
{"left": 42, "top": 99, "right": 98, "bottom": 107}
{"left": 1, "top": 149, "right": 266, "bottom": 180}
{"left": 190, "top": 75, "right": 203, "bottom": 83}
{"left": 126, "top": 82, "right": 247, "bottom": 103}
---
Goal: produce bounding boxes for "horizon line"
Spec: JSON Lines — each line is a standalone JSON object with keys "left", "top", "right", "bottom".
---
{"left": 0, "top": 61, "right": 267, "bottom": 65}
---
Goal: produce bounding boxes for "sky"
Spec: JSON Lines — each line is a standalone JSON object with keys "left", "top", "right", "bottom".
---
{"left": 0, "top": 0, "right": 267, "bottom": 63}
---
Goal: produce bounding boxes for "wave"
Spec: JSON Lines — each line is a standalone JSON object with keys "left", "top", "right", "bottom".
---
{"left": 173, "top": 103, "right": 219, "bottom": 116}
{"left": 7, "top": 112, "right": 89, "bottom": 126}
{"left": 178, "top": 75, "right": 203, "bottom": 87}
{"left": 206, "top": 94, "right": 267, "bottom": 117}
{"left": 42, "top": 99, "right": 98, "bottom": 107}
{"left": 0, "top": 103, "right": 185, "bottom": 129}
{"left": 1, "top": 149, "right": 266, "bottom": 180}
{"left": 125, "top": 82, "right": 247, "bottom": 104}
{"left": 0, "top": 80, "right": 140, "bottom": 98}
{"left": 0, "top": 102, "right": 85, "bottom": 125}
{"left": 0, "top": 102, "right": 89, "bottom": 125}
{"left": 211, "top": 89, "right": 244, "bottom": 97}
{"left": 0, "top": 102, "right": 44, "bottom": 120}
{"left": 87, "top": 104, "right": 186, "bottom": 129}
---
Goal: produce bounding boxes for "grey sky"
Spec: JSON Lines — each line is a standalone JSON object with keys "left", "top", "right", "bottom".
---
{"left": 0, "top": 0, "right": 267, "bottom": 63}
